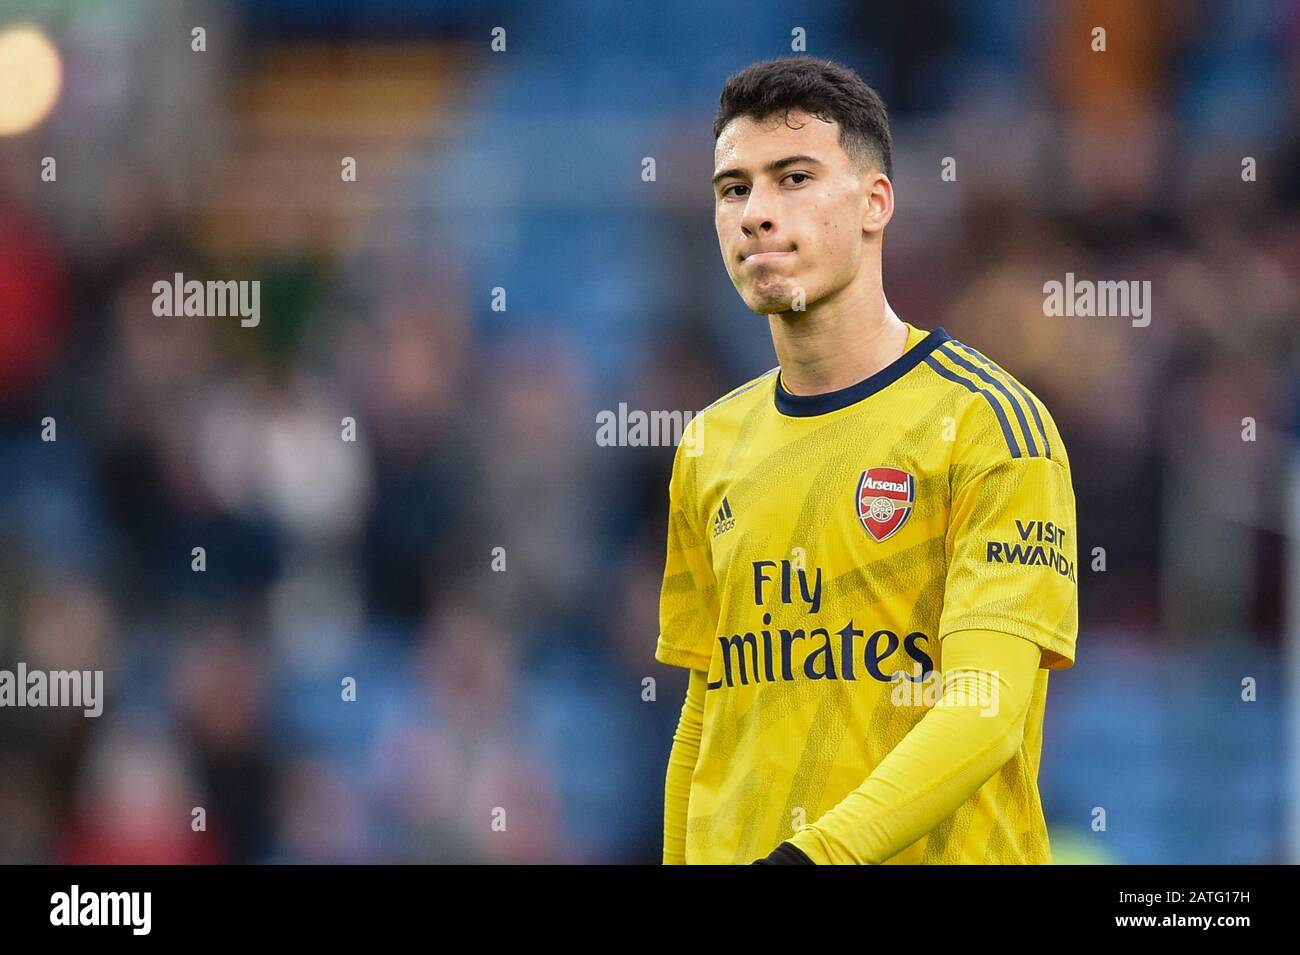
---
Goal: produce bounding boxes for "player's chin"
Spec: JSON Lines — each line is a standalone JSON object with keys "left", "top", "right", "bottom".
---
{"left": 745, "top": 285, "right": 800, "bottom": 315}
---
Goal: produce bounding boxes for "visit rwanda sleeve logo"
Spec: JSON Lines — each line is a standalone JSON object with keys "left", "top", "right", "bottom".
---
{"left": 856, "top": 467, "right": 915, "bottom": 542}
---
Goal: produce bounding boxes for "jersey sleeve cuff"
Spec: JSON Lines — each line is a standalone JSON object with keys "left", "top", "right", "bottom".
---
{"left": 939, "top": 623, "right": 1075, "bottom": 670}
{"left": 655, "top": 636, "right": 712, "bottom": 672}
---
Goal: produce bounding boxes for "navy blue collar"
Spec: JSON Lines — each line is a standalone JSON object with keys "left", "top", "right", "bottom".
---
{"left": 773, "top": 326, "right": 951, "bottom": 417}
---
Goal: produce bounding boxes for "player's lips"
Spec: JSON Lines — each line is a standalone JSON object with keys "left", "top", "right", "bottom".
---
{"left": 741, "top": 250, "right": 793, "bottom": 263}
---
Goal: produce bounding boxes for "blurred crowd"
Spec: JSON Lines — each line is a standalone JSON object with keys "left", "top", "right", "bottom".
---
{"left": 0, "top": 0, "right": 1297, "bottom": 863}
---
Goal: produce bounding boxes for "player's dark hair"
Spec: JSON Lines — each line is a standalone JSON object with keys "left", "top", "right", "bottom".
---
{"left": 713, "top": 56, "right": 893, "bottom": 179}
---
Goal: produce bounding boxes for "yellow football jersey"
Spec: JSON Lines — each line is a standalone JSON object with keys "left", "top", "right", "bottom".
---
{"left": 656, "top": 321, "right": 1078, "bottom": 864}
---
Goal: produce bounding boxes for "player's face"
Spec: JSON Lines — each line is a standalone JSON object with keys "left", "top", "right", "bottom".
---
{"left": 713, "top": 110, "right": 868, "bottom": 314}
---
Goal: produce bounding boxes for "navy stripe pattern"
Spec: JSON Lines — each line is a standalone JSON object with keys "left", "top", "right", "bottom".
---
{"left": 923, "top": 339, "right": 1052, "bottom": 460}
{"left": 936, "top": 344, "right": 1039, "bottom": 457}
{"left": 948, "top": 341, "right": 1051, "bottom": 460}
{"left": 922, "top": 354, "right": 1023, "bottom": 458}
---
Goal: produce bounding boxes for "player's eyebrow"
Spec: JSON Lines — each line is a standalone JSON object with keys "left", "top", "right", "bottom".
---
{"left": 712, "top": 154, "right": 823, "bottom": 189}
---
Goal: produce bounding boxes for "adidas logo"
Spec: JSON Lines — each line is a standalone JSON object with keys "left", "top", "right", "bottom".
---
{"left": 712, "top": 497, "right": 736, "bottom": 538}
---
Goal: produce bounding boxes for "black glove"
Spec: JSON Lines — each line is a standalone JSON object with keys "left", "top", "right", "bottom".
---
{"left": 751, "top": 841, "right": 815, "bottom": 864}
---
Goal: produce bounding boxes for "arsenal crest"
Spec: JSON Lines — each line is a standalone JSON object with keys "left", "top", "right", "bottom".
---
{"left": 856, "top": 467, "right": 915, "bottom": 542}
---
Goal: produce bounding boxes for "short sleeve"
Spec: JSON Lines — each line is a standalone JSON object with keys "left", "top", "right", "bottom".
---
{"left": 938, "top": 456, "right": 1079, "bottom": 669}
{"left": 655, "top": 433, "right": 719, "bottom": 671}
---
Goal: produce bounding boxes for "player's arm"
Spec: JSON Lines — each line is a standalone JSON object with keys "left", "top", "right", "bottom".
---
{"left": 663, "top": 668, "right": 706, "bottom": 864}
{"left": 655, "top": 422, "right": 719, "bottom": 863}
{"left": 758, "top": 627, "right": 1038, "bottom": 864}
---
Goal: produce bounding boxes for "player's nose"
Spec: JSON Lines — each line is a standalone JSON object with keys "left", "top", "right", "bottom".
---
{"left": 740, "top": 205, "right": 777, "bottom": 239}
{"left": 740, "top": 187, "right": 778, "bottom": 239}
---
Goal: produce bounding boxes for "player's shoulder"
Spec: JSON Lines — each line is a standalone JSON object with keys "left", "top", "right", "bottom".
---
{"left": 698, "top": 365, "right": 780, "bottom": 418}
{"left": 920, "top": 330, "right": 1070, "bottom": 472}
{"left": 677, "top": 365, "right": 779, "bottom": 453}
{"left": 667, "top": 366, "right": 777, "bottom": 480}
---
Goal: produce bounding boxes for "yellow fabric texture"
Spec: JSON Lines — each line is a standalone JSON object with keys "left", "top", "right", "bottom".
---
{"left": 662, "top": 668, "right": 707, "bottom": 865}
{"left": 785, "top": 627, "right": 1040, "bottom": 864}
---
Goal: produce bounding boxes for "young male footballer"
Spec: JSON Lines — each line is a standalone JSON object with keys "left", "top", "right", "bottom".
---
{"left": 658, "top": 57, "right": 1078, "bottom": 864}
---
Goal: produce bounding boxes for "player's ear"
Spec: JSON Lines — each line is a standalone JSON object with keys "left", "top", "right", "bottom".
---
{"left": 861, "top": 171, "right": 893, "bottom": 234}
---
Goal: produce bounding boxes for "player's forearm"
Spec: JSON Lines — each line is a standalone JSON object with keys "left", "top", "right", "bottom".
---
{"left": 785, "top": 629, "right": 1039, "bottom": 865}
{"left": 663, "top": 668, "right": 707, "bottom": 864}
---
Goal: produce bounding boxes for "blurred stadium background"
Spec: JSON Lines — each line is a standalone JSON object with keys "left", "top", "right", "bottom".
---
{"left": 0, "top": 0, "right": 1297, "bottom": 864}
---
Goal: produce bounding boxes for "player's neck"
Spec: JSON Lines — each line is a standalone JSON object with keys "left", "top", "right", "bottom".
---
{"left": 768, "top": 285, "right": 908, "bottom": 397}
